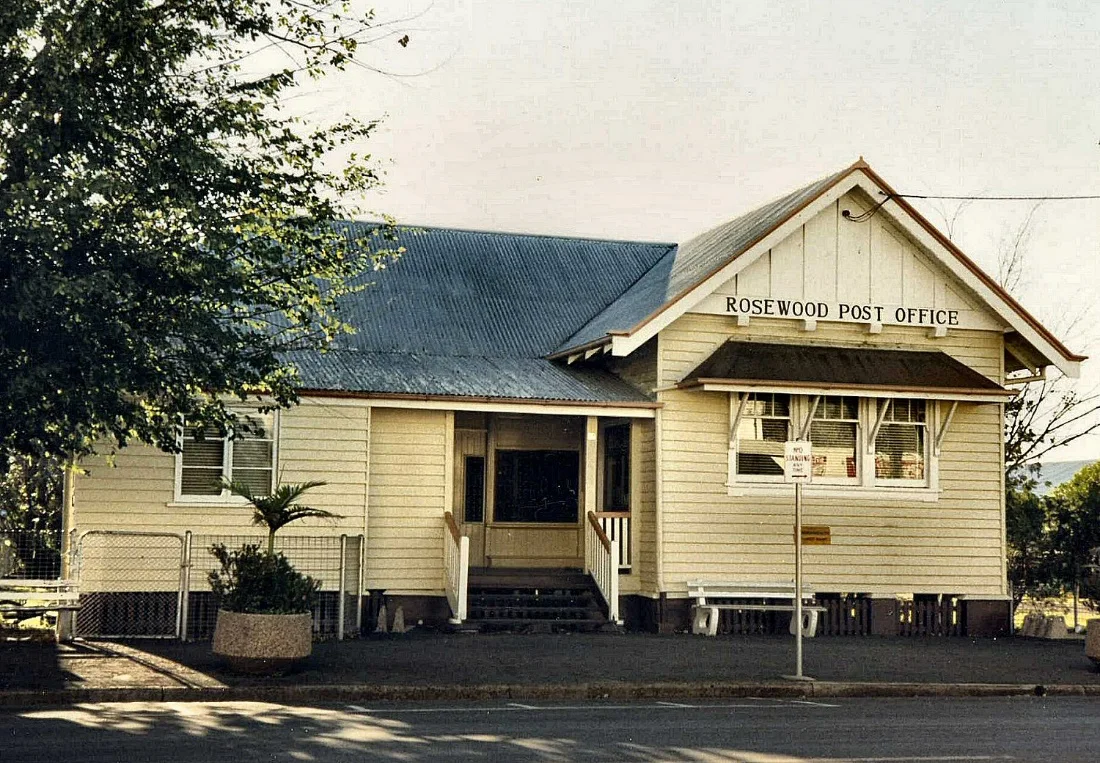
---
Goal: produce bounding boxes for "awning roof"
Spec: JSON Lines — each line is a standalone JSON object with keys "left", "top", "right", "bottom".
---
{"left": 678, "top": 341, "right": 1013, "bottom": 402}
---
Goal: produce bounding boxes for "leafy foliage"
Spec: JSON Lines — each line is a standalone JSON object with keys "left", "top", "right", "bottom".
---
{"left": 0, "top": 455, "right": 65, "bottom": 577}
{"left": 0, "top": 1, "right": 402, "bottom": 471}
{"left": 1004, "top": 464, "right": 1057, "bottom": 607}
{"left": 221, "top": 478, "right": 340, "bottom": 553}
{"left": 208, "top": 543, "right": 320, "bottom": 615}
{"left": 1046, "top": 463, "right": 1100, "bottom": 610}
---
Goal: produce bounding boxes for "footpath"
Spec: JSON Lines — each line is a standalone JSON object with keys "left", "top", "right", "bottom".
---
{"left": 2, "top": 631, "right": 1098, "bottom": 708}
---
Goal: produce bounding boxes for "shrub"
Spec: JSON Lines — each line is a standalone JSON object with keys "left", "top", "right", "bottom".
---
{"left": 208, "top": 543, "right": 321, "bottom": 615}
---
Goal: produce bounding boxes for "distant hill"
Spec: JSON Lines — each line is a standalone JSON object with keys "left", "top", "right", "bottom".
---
{"left": 1033, "top": 460, "right": 1097, "bottom": 496}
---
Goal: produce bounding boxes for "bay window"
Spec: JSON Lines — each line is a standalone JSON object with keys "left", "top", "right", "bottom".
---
{"left": 728, "top": 393, "right": 937, "bottom": 494}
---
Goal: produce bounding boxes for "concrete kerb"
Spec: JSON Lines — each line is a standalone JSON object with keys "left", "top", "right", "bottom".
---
{"left": 2, "top": 681, "right": 1100, "bottom": 709}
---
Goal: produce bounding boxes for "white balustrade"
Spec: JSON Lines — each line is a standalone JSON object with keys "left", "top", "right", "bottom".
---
{"left": 596, "top": 512, "right": 631, "bottom": 570}
{"left": 443, "top": 512, "right": 469, "bottom": 624}
{"left": 585, "top": 511, "right": 620, "bottom": 624}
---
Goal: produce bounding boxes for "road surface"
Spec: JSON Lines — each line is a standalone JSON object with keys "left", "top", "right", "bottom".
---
{"left": 3, "top": 697, "right": 1097, "bottom": 761}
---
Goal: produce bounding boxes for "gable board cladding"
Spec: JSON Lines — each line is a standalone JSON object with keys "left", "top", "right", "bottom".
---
{"left": 68, "top": 161, "right": 1083, "bottom": 637}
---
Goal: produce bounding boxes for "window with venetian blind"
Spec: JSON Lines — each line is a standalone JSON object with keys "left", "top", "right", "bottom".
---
{"left": 177, "top": 411, "right": 277, "bottom": 500}
{"left": 728, "top": 393, "right": 935, "bottom": 491}
{"left": 735, "top": 393, "right": 790, "bottom": 477}
{"left": 874, "top": 399, "right": 927, "bottom": 483}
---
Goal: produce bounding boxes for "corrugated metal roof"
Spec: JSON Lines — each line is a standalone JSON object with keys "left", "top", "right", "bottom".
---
{"left": 291, "top": 350, "right": 653, "bottom": 403}
{"left": 336, "top": 224, "right": 673, "bottom": 358}
{"left": 680, "top": 341, "right": 1009, "bottom": 396}
{"left": 291, "top": 225, "right": 671, "bottom": 402}
{"left": 553, "top": 167, "right": 852, "bottom": 355}
{"left": 557, "top": 248, "right": 677, "bottom": 352}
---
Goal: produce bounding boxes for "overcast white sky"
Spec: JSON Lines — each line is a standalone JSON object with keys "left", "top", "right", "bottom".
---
{"left": 295, "top": 1, "right": 1100, "bottom": 460}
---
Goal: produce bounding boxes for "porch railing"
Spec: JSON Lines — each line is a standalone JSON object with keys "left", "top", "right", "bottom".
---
{"left": 585, "top": 511, "right": 620, "bottom": 624}
{"left": 593, "top": 511, "right": 631, "bottom": 570}
{"left": 443, "top": 511, "right": 469, "bottom": 624}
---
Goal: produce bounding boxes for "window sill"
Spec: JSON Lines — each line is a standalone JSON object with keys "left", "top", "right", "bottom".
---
{"left": 726, "top": 484, "right": 941, "bottom": 503}
{"left": 167, "top": 499, "right": 251, "bottom": 509}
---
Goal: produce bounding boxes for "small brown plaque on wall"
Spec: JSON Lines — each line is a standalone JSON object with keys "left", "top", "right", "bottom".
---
{"left": 800, "top": 525, "right": 831, "bottom": 545}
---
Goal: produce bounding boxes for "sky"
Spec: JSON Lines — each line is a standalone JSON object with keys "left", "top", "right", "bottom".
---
{"left": 291, "top": 0, "right": 1100, "bottom": 460}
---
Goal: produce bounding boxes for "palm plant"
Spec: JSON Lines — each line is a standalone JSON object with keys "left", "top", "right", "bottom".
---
{"left": 221, "top": 479, "right": 341, "bottom": 554}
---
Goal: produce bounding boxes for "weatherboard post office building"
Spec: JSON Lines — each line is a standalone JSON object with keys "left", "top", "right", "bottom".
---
{"left": 69, "top": 160, "right": 1083, "bottom": 636}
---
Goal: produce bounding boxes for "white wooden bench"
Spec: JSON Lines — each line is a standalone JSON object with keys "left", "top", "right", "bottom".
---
{"left": 0, "top": 579, "right": 81, "bottom": 618}
{"left": 687, "top": 580, "right": 825, "bottom": 637}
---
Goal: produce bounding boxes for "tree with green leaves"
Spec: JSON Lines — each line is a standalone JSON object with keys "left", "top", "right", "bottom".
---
{"left": 1046, "top": 463, "right": 1100, "bottom": 612}
{"left": 0, "top": 1, "right": 401, "bottom": 477}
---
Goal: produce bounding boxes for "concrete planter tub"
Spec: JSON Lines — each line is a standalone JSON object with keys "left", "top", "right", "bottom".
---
{"left": 212, "top": 609, "right": 313, "bottom": 674}
{"left": 1087, "top": 618, "right": 1100, "bottom": 668}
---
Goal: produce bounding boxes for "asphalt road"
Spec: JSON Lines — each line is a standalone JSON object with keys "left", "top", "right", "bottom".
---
{"left": 2, "top": 697, "right": 1098, "bottom": 761}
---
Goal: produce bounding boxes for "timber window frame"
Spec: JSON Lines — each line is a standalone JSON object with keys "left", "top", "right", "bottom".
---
{"left": 174, "top": 409, "right": 279, "bottom": 504}
{"left": 727, "top": 393, "right": 941, "bottom": 497}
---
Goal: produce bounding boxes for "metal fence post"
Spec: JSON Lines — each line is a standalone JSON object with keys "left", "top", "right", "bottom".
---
{"left": 179, "top": 531, "right": 192, "bottom": 641}
{"left": 356, "top": 534, "right": 365, "bottom": 636}
{"left": 337, "top": 534, "right": 347, "bottom": 641}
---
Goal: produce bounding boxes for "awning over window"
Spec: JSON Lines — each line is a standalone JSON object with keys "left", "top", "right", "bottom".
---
{"left": 678, "top": 341, "right": 1012, "bottom": 402}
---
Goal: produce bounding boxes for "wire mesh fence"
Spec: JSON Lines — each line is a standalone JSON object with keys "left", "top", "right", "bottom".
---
{"left": 70, "top": 530, "right": 364, "bottom": 640}
{"left": 186, "top": 534, "right": 363, "bottom": 640}
{"left": 74, "top": 531, "right": 185, "bottom": 638}
{"left": 0, "top": 530, "right": 64, "bottom": 580}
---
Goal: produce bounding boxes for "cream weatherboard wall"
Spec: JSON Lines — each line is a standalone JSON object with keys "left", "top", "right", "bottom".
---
{"left": 655, "top": 316, "right": 1007, "bottom": 598}
{"left": 691, "top": 191, "right": 1005, "bottom": 333}
{"left": 364, "top": 406, "right": 448, "bottom": 595}
{"left": 72, "top": 399, "right": 452, "bottom": 597}
{"left": 73, "top": 397, "right": 371, "bottom": 537}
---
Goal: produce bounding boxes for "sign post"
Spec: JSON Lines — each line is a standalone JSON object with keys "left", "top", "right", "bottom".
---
{"left": 783, "top": 440, "right": 814, "bottom": 682}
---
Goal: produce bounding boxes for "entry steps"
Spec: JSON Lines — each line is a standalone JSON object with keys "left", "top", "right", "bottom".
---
{"left": 463, "top": 568, "right": 611, "bottom": 633}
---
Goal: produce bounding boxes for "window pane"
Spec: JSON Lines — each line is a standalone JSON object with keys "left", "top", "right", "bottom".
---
{"left": 182, "top": 438, "right": 224, "bottom": 468}
{"left": 233, "top": 468, "right": 273, "bottom": 496}
{"left": 810, "top": 421, "right": 858, "bottom": 478}
{"left": 494, "top": 450, "right": 579, "bottom": 523}
{"left": 233, "top": 440, "right": 273, "bottom": 470}
{"left": 603, "top": 424, "right": 631, "bottom": 511}
{"left": 464, "top": 456, "right": 485, "bottom": 523}
{"left": 875, "top": 422, "right": 926, "bottom": 480}
{"left": 234, "top": 412, "right": 274, "bottom": 440}
{"left": 736, "top": 401, "right": 789, "bottom": 476}
{"left": 181, "top": 468, "right": 224, "bottom": 495}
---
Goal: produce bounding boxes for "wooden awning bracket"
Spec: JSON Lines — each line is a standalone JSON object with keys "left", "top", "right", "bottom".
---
{"left": 867, "top": 399, "right": 891, "bottom": 454}
{"left": 728, "top": 392, "right": 748, "bottom": 448}
{"left": 934, "top": 401, "right": 959, "bottom": 457}
{"left": 799, "top": 395, "right": 821, "bottom": 439}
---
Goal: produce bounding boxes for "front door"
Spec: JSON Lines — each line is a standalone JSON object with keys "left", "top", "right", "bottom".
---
{"left": 454, "top": 413, "right": 585, "bottom": 568}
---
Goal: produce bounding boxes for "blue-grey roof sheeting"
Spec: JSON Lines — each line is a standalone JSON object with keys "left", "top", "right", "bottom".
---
{"left": 291, "top": 350, "right": 654, "bottom": 403}
{"left": 557, "top": 248, "right": 676, "bottom": 353}
{"left": 551, "top": 167, "right": 853, "bottom": 356}
{"left": 667, "top": 168, "right": 849, "bottom": 297}
{"left": 336, "top": 224, "right": 673, "bottom": 358}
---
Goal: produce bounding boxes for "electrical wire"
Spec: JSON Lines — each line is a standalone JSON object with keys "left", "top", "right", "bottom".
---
{"left": 885, "top": 193, "right": 1100, "bottom": 201}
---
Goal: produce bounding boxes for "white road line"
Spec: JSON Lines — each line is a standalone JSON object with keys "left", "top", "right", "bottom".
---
{"left": 345, "top": 704, "right": 370, "bottom": 713}
{"left": 506, "top": 702, "right": 539, "bottom": 710}
{"left": 656, "top": 701, "right": 695, "bottom": 708}
{"left": 789, "top": 699, "right": 841, "bottom": 707}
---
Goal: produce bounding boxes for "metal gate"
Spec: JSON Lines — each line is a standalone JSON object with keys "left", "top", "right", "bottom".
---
{"left": 73, "top": 531, "right": 185, "bottom": 638}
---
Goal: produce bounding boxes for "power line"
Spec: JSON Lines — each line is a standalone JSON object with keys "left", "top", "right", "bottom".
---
{"left": 885, "top": 193, "right": 1100, "bottom": 201}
